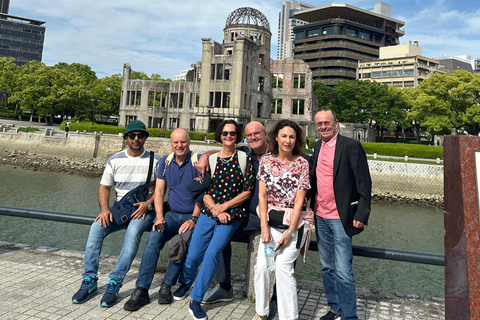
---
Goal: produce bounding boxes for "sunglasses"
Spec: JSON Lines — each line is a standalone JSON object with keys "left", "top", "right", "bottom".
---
{"left": 221, "top": 131, "right": 237, "bottom": 137}
{"left": 127, "top": 132, "right": 146, "bottom": 139}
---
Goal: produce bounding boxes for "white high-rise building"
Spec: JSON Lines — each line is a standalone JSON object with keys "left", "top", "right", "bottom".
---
{"left": 277, "top": 0, "right": 313, "bottom": 60}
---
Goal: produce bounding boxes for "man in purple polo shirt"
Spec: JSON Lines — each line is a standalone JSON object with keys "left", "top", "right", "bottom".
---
{"left": 310, "top": 109, "right": 372, "bottom": 320}
{"left": 123, "top": 128, "right": 202, "bottom": 311}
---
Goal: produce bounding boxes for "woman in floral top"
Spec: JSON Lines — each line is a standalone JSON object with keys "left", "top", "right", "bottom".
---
{"left": 253, "top": 120, "right": 312, "bottom": 320}
{"left": 180, "top": 119, "right": 255, "bottom": 320}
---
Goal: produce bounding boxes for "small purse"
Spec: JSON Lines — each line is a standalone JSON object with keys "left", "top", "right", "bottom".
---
{"left": 268, "top": 209, "right": 289, "bottom": 229}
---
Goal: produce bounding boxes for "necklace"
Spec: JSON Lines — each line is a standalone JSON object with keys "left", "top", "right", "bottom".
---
{"left": 220, "top": 150, "right": 235, "bottom": 164}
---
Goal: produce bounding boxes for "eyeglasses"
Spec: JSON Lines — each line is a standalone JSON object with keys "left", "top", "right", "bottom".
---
{"left": 316, "top": 121, "right": 333, "bottom": 128}
{"left": 221, "top": 131, "right": 237, "bottom": 137}
{"left": 127, "top": 132, "right": 146, "bottom": 139}
{"left": 246, "top": 131, "right": 263, "bottom": 139}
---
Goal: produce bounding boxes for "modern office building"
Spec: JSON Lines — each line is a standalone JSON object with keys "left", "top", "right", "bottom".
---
{"left": 277, "top": 0, "right": 314, "bottom": 60}
{"left": 437, "top": 55, "right": 474, "bottom": 74}
{"left": 292, "top": 2, "right": 405, "bottom": 85}
{"left": 0, "top": 3, "right": 46, "bottom": 66}
{"left": 357, "top": 42, "right": 446, "bottom": 88}
{"left": 0, "top": 0, "right": 9, "bottom": 14}
{"left": 119, "top": 7, "right": 318, "bottom": 137}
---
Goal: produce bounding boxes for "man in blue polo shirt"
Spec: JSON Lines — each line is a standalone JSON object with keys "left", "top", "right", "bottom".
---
{"left": 123, "top": 128, "right": 202, "bottom": 311}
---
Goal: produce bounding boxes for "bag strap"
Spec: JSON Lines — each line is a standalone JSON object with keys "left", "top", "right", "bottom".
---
{"left": 191, "top": 152, "right": 199, "bottom": 168}
{"left": 163, "top": 153, "right": 175, "bottom": 176}
{"left": 209, "top": 150, "right": 247, "bottom": 178}
{"left": 146, "top": 151, "right": 155, "bottom": 185}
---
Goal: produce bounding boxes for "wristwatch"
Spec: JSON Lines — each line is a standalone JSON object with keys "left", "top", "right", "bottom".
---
{"left": 191, "top": 216, "right": 199, "bottom": 224}
{"left": 287, "top": 229, "right": 295, "bottom": 237}
{"left": 146, "top": 200, "right": 153, "bottom": 211}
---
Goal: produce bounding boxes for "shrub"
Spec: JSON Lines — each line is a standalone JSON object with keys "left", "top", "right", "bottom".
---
{"left": 17, "top": 127, "right": 38, "bottom": 132}
{"left": 362, "top": 142, "right": 443, "bottom": 159}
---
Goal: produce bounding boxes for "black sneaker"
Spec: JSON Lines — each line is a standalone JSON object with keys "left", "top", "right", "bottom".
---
{"left": 189, "top": 299, "right": 207, "bottom": 320}
{"left": 100, "top": 279, "right": 122, "bottom": 308}
{"left": 157, "top": 282, "right": 173, "bottom": 304}
{"left": 72, "top": 277, "right": 98, "bottom": 304}
{"left": 173, "top": 283, "right": 190, "bottom": 301}
{"left": 123, "top": 287, "right": 150, "bottom": 311}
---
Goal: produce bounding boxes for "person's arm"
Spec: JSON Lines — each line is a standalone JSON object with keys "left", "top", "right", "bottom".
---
{"left": 152, "top": 178, "right": 167, "bottom": 232}
{"left": 195, "top": 150, "right": 218, "bottom": 177}
{"left": 258, "top": 180, "right": 272, "bottom": 244}
{"left": 351, "top": 142, "right": 372, "bottom": 228}
{"left": 178, "top": 201, "right": 202, "bottom": 233}
{"left": 95, "top": 184, "right": 113, "bottom": 227}
{"left": 278, "top": 189, "right": 307, "bottom": 248}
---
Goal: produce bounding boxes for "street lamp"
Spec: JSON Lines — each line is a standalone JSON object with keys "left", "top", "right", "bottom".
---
{"left": 206, "top": 105, "right": 213, "bottom": 133}
{"left": 91, "top": 99, "right": 100, "bottom": 125}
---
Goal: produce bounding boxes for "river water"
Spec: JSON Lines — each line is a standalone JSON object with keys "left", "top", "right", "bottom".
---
{"left": 0, "top": 165, "right": 444, "bottom": 298}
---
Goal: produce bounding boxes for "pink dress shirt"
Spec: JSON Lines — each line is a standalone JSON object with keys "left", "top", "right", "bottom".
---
{"left": 314, "top": 134, "right": 340, "bottom": 219}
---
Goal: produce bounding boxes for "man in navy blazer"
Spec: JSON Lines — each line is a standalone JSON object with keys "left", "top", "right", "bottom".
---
{"left": 310, "top": 109, "right": 372, "bottom": 320}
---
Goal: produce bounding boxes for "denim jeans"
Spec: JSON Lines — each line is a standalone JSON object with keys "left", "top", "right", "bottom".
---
{"left": 315, "top": 215, "right": 358, "bottom": 320}
{"left": 213, "top": 212, "right": 261, "bottom": 283}
{"left": 135, "top": 210, "right": 192, "bottom": 289}
{"left": 82, "top": 212, "right": 155, "bottom": 284}
{"left": 180, "top": 213, "right": 241, "bottom": 302}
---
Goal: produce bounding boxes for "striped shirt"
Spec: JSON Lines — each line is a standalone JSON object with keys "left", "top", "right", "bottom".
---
{"left": 100, "top": 148, "right": 161, "bottom": 201}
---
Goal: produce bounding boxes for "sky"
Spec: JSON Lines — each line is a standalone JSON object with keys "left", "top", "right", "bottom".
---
{"left": 9, "top": 0, "right": 480, "bottom": 79}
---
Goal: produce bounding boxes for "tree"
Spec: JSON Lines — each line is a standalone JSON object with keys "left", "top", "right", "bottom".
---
{"left": 90, "top": 74, "right": 122, "bottom": 119}
{"left": 313, "top": 81, "right": 336, "bottom": 109}
{"left": 0, "top": 57, "right": 18, "bottom": 109}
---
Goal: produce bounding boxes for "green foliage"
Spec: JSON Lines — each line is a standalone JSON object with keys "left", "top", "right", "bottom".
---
{"left": 362, "top": 142, "right": 443, "bottom": 159}
{"left": 17, "top": 127, "right": 38, "bottom": 132}
{"left": 60, "top": 121, "right": 125, "bottom": 134}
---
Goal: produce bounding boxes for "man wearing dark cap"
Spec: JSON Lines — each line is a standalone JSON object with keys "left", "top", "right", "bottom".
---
{"left": 123, "top": 128, "right": 202, "bottom": 311}
{"left": 72, "top": 120, "right": 161, "bottom": 308}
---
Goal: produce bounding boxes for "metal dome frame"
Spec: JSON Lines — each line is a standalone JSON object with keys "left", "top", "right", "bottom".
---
{"left": 225, "top": 7, "right": 270, "bottom": 31}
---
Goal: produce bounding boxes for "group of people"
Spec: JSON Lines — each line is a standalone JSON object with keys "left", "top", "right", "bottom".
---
{"left": 72, "top": 108, "right": 372, "bottom": 320}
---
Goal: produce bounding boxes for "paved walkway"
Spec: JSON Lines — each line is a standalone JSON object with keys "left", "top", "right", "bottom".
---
{"left": 0, "top": 242, "right": 444, "bottom": 320}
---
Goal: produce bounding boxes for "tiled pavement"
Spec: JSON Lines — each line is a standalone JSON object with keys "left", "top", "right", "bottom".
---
{"left": 0, "top": 242, "right": 445, "bottom": 320}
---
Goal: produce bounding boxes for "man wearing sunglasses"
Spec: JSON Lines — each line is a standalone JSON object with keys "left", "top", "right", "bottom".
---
{"left": 72, "top": 120, "right": 161, "bottom": 308}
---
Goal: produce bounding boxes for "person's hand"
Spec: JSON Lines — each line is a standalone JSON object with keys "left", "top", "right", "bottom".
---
{"left": 217, "top": 212, "right": 231, "bottom": 224}
{"left": 260, "top": 226, "right": 272, "bottom": 244}
{"left": 179, "top": 219, "right": 196, "bottom": 233}
{"left": 196, "top": 154, "right": 209, "bottom": 178}
{"left": 153, "top": 217, "right": 166, "bottom": 232}
{"left": 95, "top": 210, "right": 113, "bottom": 227}
{"left": 277, "top": 230, "right": 293, "bottom": 249}
{"left": 210, "top": 203, "right": 227, "bottom": 217}
{"left": 131, "top": 201, "right": 148, "bottom": 220}
{"left": 353, "top": 220, "right": 365, "bottom": 228}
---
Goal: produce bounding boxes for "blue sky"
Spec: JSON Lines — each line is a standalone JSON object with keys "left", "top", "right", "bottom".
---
{"left": 10, "top": 0, "right": 480, "bottom": 79}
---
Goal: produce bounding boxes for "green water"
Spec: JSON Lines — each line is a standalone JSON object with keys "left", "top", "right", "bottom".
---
{"left": 0, "top": 165, "right": 444, "bottom": 298}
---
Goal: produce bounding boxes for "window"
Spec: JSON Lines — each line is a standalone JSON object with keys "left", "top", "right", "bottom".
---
{"left": 292, "top": 99, "right": 305, "bottom": 115}
{"left": 170, "top": 118, "right": 179, "bottom": 129}
{"left": 190, "top": 119, "right": 196, "bottom": 131}
{"left": 148, "top": 91, "right": 166, "bottom": 107}
{"left": 271, "top": 99, "right": 282, "bottom": 114}
{"left": 216, "top": 64, "right": 224, "bottom": 80}
{"left": 259, "top": 54, "right": 264, "bottom": 65}
{"left": 258, "top": 76, "right": 265, "bottom": 92}
{"left": 293, "top": 74, "right": 305, "bottom": 89}
{"left": 359, "top": 31, "right": 370, "bottom": 40}
{"left": 307, "top": 29, "right": 319, "bottom": 37}
{"left": 272, "top": 74, "right": 283, "bottom": 88}
{"left": 209, "top": 91, "right": 230, "bottom": 108}
{"left": 346, "top": 28, "right": 357, "bottom": 37}
{"left": 257, "top": 102, "right": 263, "bottom": 117}
{"left": 295, "top": 31, "right": 305, "bottom": 40}
{"left": 170, "top": 93, "right": 179, "bottom": 108}
{"left": 323, "top": 26, "right": 341, "bottom": 35}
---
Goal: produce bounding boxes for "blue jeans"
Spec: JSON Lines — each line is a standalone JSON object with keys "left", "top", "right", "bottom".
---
{"left": 315, "top": 216, "right": 357, "bottom": 320}
{"left": 180, "top": 214, "right": 241, "bottom": 302}
{"left": 82, "top": 212, "right": 155, "bottom": 284}
{"left": 213, "top": 212, "right": 261, "bottom": 283}
{"left": 136, "top": 210, "right": 192, "bottom": 289}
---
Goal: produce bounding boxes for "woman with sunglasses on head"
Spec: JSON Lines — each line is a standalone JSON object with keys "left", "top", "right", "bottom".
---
{"left": 253, "top": 120, "right": 314, "bottom": 320}
{"left": 177, "top": 119, "right": 255, "bottom": 320}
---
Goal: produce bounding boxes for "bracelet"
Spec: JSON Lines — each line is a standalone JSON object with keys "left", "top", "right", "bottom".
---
{"left": 287, "top": 229, "right": 296, "bottom": 237}
{"left": 191, "top": 216, "right": 199, "bottom": 223}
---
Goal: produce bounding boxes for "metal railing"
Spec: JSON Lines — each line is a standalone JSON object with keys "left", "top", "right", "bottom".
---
{"left": 0, "top": 205, "right": 444, "bottom": 266}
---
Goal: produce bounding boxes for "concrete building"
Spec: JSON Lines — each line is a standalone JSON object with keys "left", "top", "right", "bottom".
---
{"left": 437, "top": 55, "right": 474, "bottom": 74}
{"left": 0, "top": 0, "right": 46, "bottom": 66}
{"left": 119, "top": 7, "right": 318, "bottom": 137}
{"left": 292, "top": 2, "right": 405, "bottom": 85}
{"left": 277, "top": 0, "right": 314, "bottom": 60}
{"left": 357, "top": 42, "right": 446, "bottom": 88}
